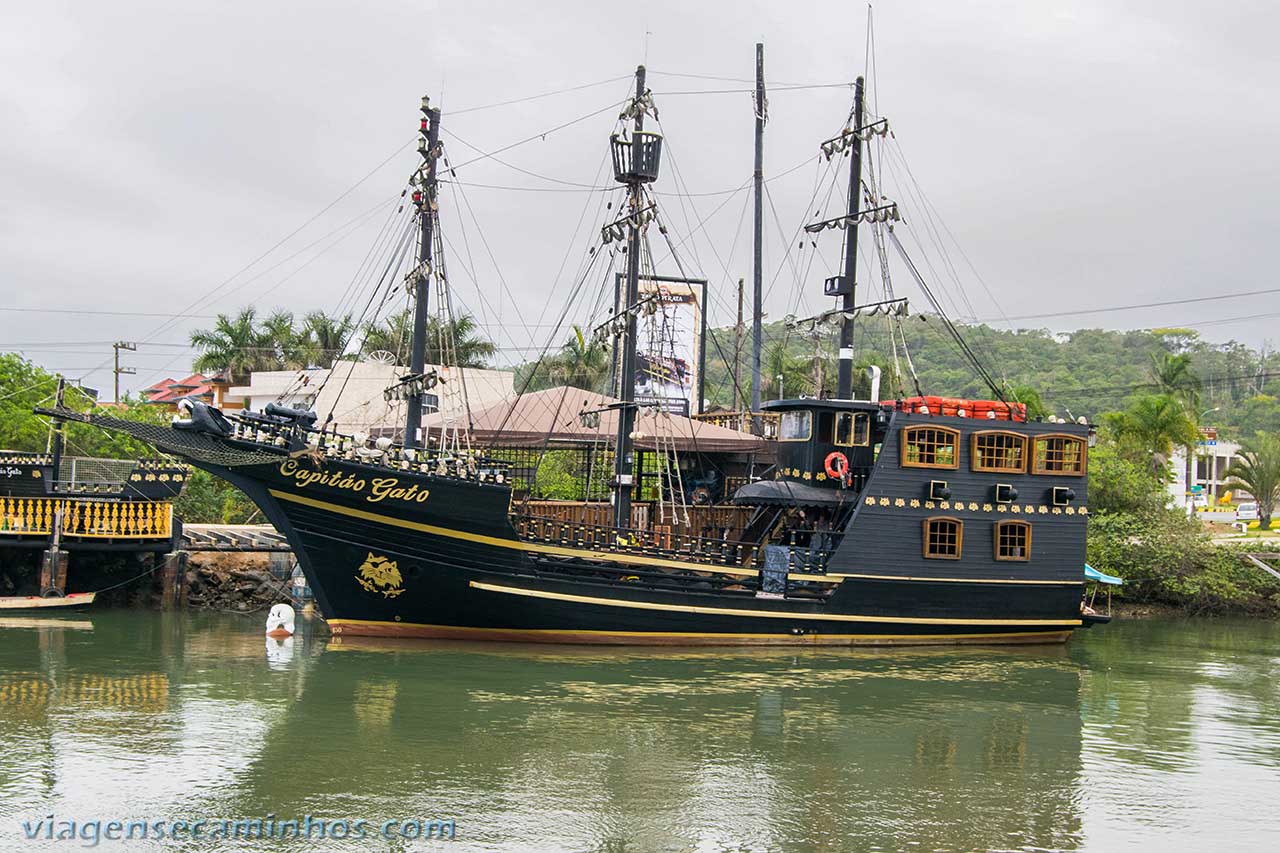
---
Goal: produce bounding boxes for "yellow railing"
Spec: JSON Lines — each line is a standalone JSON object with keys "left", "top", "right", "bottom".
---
{"left": 0, "top": 497, "right": 173, "bottom": 540}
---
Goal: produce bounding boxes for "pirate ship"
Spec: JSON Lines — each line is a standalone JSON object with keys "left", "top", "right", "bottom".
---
{"left": 51, "top": 52, "right": 1102, "bottom": 644}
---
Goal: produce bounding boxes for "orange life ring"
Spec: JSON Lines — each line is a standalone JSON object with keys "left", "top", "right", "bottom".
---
{"left": 824, "top": 451, "right": 849, "bottom": 480}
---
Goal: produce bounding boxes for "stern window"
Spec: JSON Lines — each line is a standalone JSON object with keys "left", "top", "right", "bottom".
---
{"left": 972, "top": 431, "right": 1028, "bottom": 473}
{"left": 901, "top": 426, "right": 961, "bottom": 469}
{"left": 923, "top": 517, "right": 963, "bottom": 559}
{"left": 779, "top": 411, "right": 812, "bottom": 442}
{"left": 995, "top": 520, "right": 1031, "bottom": 561}
{"left": 1032, "top": 434, "right": 1086, "bottom": 476}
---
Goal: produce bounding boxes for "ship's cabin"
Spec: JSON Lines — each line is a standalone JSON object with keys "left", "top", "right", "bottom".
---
{"left": 732, "top": 398, "right": 889, "bottom": 509}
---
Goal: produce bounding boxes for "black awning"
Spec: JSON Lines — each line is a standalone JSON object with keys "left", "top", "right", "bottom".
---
{"left": 731, "top": 479, "right": 850, "bottom": 507}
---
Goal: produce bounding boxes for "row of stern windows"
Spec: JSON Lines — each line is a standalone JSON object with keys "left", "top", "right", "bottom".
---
{"left": 902, "top": 426, "right": 1085, "bottom": 476}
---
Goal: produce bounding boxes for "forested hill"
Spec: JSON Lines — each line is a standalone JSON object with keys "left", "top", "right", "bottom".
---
{"left": 701, "top": 318, "right": 1280, "bottom": 439}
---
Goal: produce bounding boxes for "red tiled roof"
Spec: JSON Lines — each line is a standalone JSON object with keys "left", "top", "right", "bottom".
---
{"left": 142, "top": 373, "right": 217, "bottom": 403}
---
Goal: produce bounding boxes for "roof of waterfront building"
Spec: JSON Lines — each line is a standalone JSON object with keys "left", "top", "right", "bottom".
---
{"left": 311, "top": 361, "right": 514, "bottom": 435}
{"left": 423, "top": 386, "right": 767, "bottom": 454}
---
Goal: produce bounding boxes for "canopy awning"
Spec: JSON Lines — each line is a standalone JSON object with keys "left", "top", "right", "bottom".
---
{"left": 1084, "top": 564, "right": 1123, "bottom": 585}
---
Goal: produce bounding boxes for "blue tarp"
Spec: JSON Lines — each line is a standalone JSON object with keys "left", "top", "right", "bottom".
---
{"left": 1085, "top": 563, "right": 1124, "bottom": 585}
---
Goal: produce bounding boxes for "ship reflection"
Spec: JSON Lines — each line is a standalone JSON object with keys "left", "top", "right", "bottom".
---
{"left": 227, "top": 638, "right": 1085, "bottom": 852}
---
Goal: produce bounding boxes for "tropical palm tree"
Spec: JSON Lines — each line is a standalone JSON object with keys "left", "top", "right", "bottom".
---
{"left": 429, "top": 313, "right": 496, "bottom": 368}
{"left": 259, "top": 310, "right": 308, "bottom": 370}
{"left": 1151, "top": 352, "right": 1200, "bottom": 407}
{"left": 360, "top": 310, "right": 413, "bottom": 362}
{"left": 554, "top": 325, "right": 611, "bottom": 392}
{"left": 190, "top": 307, "right": 272, "bottom": 383}
{"left": 1225, "top": 432, "right": 1280, "bottom": 530}
{"left": 1103, "top": 394, "right": 1199, "bottom": 474}
{"left": 360, "top": 310, "right": 496, "bottom": 368}
{"left": 299, "top": 311, "right": 354, "bottom": 368}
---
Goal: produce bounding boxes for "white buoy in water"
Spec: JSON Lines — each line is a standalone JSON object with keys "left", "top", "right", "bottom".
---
{"left": 265, "top": 603, "right": 295, "bottom": 637}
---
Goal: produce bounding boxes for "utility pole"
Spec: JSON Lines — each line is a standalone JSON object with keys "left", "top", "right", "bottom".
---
{"left": 113, "top": 341, "right": 136, "bottom": 403}
{"left": 750, "top": 42, "right": 766, "bottom": 431}
{"left": 836, "top": 77, "right": 866, "bottom": 400}
{"left": 733, "top": 277, "right": 744, "bottom": 410}
{"left": 405, "top": 96, "right": 442, "bottom": 449}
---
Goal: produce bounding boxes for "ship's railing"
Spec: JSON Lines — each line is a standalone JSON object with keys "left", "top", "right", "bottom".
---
{"left": 0, "top": 497, "right": 173, "bottom": 539}
{"left": 227, "top": 415, "right": 513, "bottom": 484}
{"left": 691, "top": 410, "right": 780, "bottom": 439}
{"left": 0, "top": 452, "right": 53, "bottom": 466}
{"left": 512, "top": 513, "right": 836, "bottom": 576}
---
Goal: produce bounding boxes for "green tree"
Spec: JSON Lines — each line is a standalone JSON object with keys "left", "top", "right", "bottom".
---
{"left": 259, "top": 310, "right": 308, "bottom": 370}
{"left": 172, "top": 468, "right": 257, "bottom": 523}
{"left": 0, "top": 354, "right": 163, "bottom": 458}
{"left": 1104, "top": 394, "right": 1199, "bottom": 473}
{"left": 1224, "top": 432, "right": 1280, "bottom": 529}
{"left": 299, "top": 311, "right": 354, "bottom": 369}
{"left": 190, "top": 307, "right": 272, "bottom": 383}
{"left": 361, "top": 311, "right": 495, "bottom": 368}
{"left": 762, "top": 341, "right": 808, "bottom": 401}
{"left": 1009, "top": 384, "right": 1050, "bottom": 420}
{"left": 554, "top": 326, "right": 610, "bottom": 392}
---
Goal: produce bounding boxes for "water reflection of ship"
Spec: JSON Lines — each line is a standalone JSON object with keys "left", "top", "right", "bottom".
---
{"left": 228, "top": 641, "right": 1085, "bottom": 851}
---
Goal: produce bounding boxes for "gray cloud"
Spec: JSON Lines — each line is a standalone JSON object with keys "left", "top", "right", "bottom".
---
{"left": 2, "top": 0, "right": 1276, "bottom": 395}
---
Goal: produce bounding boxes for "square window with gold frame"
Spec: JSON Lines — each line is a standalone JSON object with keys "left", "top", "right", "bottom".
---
{"left": 994, "top": 520, "right": 1031, "bottom": 561}
{"left": 1031, "top": 434, "right": 1086, "bottom": 476}
{"left": 901, "top": 425, "right": 961, "bottom": 470}
{"left": 922, "top": 516, "right": 963, "bottom": 559}
{"left": 971, "top": 430, "right": 1028, "bottom": 474}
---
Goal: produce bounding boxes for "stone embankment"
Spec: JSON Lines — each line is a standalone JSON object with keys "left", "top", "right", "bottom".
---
{"left": 184, "top": 552, "right": 294, "bottom": 612}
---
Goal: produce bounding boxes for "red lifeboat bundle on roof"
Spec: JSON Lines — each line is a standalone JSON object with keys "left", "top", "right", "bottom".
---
{"left": 892, "top": 396, "right": 1027, "bottom": 422}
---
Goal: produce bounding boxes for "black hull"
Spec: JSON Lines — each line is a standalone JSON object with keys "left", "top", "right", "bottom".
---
{"left": 206, "top": 458, "right": 1083, "bottom": 647}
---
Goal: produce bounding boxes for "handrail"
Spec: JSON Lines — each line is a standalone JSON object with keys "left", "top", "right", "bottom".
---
{"left": 512, "top": 512, "right": 835, "bottom": 575}
{"left": 0, "top": 497, "right": 173, "bottom": 540}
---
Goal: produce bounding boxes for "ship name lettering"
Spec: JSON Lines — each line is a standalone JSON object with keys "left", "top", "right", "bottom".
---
{"left": 278, "top": 460, "right": 428, "bottom": 505}
{"left": 369, "top": 477, "right": 431, "bottom": 504}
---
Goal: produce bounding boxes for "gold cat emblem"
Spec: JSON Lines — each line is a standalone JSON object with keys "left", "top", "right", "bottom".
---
{"left": 355, "top": 553, "right": 405, "bottom": 598}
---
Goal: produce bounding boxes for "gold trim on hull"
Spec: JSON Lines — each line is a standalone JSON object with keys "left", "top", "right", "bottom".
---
{"left": 467, "top": 581, "right": 1082, "bottom": 627}
{"left": 269, "top": 490, "right": 1084, "bottom": 587}
{"left": 326, "top": 619, "right": 1073, "bottom": 646}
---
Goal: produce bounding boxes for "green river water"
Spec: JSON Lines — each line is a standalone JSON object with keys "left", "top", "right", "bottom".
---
{"left": 0, "top": 611, "right": 1277, "bottom": 852}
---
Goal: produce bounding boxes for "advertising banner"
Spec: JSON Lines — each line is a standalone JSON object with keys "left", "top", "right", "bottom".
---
{"left": 626, "top": 275, "right": 707, "bottom": 416}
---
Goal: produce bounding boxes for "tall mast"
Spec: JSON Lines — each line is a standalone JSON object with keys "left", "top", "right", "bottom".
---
{"left": 835, "top": 76, "right": 865, "bottom": 399}
{"left": 750, "top": 42, "right": 766, "bottom": 423}
{"left": 610, "top": 65, "right": 659, "bottom": 529}
{"left": 404, "top": 96, "right": 442, "bottom": 449}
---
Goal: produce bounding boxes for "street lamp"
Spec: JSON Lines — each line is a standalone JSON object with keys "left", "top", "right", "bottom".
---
{"left": 777, "top": 374, "right": 784, "bottom": 400}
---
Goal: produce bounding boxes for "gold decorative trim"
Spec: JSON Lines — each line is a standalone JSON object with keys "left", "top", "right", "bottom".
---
{"left": 468, "top": 581, "right": 1081, "bottom": 626}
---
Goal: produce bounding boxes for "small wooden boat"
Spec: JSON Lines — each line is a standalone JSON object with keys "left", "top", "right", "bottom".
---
{"left": 0, "top": 592, "right": 96, "bottom": 611}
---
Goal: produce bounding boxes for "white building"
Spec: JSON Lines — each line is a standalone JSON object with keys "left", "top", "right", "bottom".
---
{"left": 1168, "top": 432, "right": 1245, "bottom": 508}
{"left": 226, "top": 362, "right": 514, "bottom": 439}
{"left": 226, "top": 369, "right": 326, "bottom": 413}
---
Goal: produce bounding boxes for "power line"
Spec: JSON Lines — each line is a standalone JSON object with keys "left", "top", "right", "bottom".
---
{"left": 974, "top": 286, "right": 1280, "bottom": 324}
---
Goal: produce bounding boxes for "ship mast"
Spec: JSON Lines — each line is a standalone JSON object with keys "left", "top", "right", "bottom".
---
{"left": 609, "top": 65, "right": 662, "bottom": 529}
{"left": 404, "top": 96, "right": 442, "bottom": 449}
{"left": 750, "top": 43, "right": 766, "bottom": 424}
{"left": 835, "top": 76, "right": 865, "bottom": 400}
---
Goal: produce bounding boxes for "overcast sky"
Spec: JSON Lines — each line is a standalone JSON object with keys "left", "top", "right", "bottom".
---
{"left": 3, "top": 0, "right": 1277, "bottom": 397}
